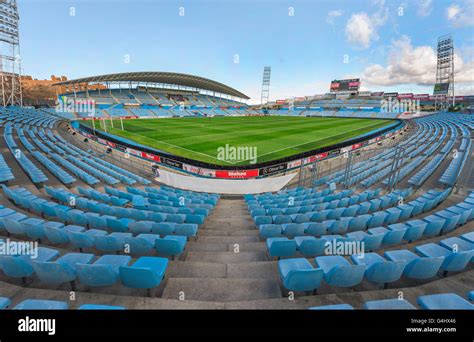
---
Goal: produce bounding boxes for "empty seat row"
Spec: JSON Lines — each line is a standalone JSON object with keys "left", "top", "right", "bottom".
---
{"left": 278, "top": 233, "right": 473, "bottom": 292}
{"left": 0, "top": 153, "right": 14, "bottom": 183}
{"left": 2, "top": 186, "right": 203, "bottom": 235}
{"left": 0, "top": 297, "right": 125, "bottom": 310}
{"left": 0, "top": 245, "right": 168, "bottom": 291}
{"left": 309, "top": 292, "right": 474, "bottom": 310}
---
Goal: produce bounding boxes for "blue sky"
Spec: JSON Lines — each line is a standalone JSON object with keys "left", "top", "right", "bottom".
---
{"left": 18, "top": 0, "right": 474, "bottom": 102}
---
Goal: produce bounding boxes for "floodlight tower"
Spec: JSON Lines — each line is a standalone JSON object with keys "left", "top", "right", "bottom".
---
{"left": 0, "top": 0, "right": 22, "bottom": 107}
{"left": 260, "top": 66, "right": 271, "bottom": 105}
{"left": 434, "top": 35, "right": 454, "bottom": 110}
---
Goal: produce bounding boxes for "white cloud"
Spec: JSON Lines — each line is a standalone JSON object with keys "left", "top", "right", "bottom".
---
{"left": 326, "top": 10, "right": 343, "bottom": 25}
{"left": 417, "top": 0, "right": 433, "bottom": 16}
{"left": 346, "top": 13, "right": 377, "bottom": 48}
{"left": 345, "top": 1, "right": 388, "bottom": 48}
{"left": 361, "top": 35, "right": 474, "bottom": 87}
{"left": 447, "top": 5, "right": 461, "bottom": 19}
{"left": 446, "top": 0, "right": 474, "bottom": 27}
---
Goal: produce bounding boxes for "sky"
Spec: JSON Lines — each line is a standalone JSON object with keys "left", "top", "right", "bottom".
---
{"left": 18, "top": 0, "right": 474, "bottom": 103}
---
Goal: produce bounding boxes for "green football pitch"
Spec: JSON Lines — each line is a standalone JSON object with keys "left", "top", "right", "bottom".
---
{"left": 84, "top": 116, "right": 393, "bottom": 166}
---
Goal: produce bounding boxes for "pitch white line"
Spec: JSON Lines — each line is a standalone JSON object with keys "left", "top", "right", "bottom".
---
{"left": 114, "top": 119, "right": 388, "bottom": 165}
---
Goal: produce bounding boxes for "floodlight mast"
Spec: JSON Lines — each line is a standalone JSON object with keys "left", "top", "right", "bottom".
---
{"left": 434, "top": 35, "right": 454, "bottom": 111}
{"left": 261, "top": 66, "right": 271, "bottom": 105}
{"left": 0, "top": 0, "right": 22, "bottom": 107}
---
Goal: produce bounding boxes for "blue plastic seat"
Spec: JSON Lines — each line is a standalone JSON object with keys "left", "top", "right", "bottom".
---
{"left": 251, "top": 209, "right": 266, "bottom": 217}
{"left": 303, "top": 222, "right": 329, "bottom": 236}
{"left": 0, "top": 212, "right": 27, "bottom": 231}
{"left": 3, "top": 215, "right": 29, "bottom": 235}
{"left": 68, "top": 210, "right": 88, "bottom": 226}
{"left": 397, "top": 204, "right": 414, "bottom": 221}
{"left": 22, "top": 217, "right": 47, "bottom": 240}
{"left": 351, "top": 253, "right": 405, "bottom": 285}
{"left": 0, "top": 247, "right": 59, "bottom": 278}
{"left": 273, "top": 215, "right": 292, "bottom": 225}
{"left": 13, "top": 299, "right": 69, "bottom": 310}
{"left": 255, "top": 215, "right": 272, "bottom": 226}
{"left": 315, "top": 255, "right": 365, "bottom": 287}
{"left": 393, "top": 222, "right": 424, "bottom": 242}
{"left": 166, "top": 214, "right": 186, "bottom": 224}
{"left": 461, "top": 232, "right": 474, "bottom": 243}
{"left": 367, "top": 212, "right": 387, "bottom": 228}
{"left": 278, "top": 258, "right": 324, "bottom": 292}
{"left": 369, "top": 227, "right": 405, "bottom": 247}
{"left": 124, "top": 236, "right": 154, "bottom": 255}
{"left": 119, "top": 256, "right": 168, "bottom": 289}
{"left": 266, "top": 237, "right": 297, "bottom": 258}
{"left": 267, "top": 208, "right": 283, "bottom": 216}
{"left": 310, "top": 210, "right": 329, "bottom": 222}
{"left": 154, "top": 235, "right": 187, "bottom": 257}
{"left": 357, "top": 202, "right": 371, "bottom": 215}
{"left": 363, "top": 298, "right": 416, "bottom": 310}
{"left": 78, "top": 304, "right": 126, "bottom": 310}
{"left": 417, "top": 293, "right": 474, "bottom": 310}
{"left": 327, "top": 207, "right": 345, "bottom": 220}
{"left": 151, "top": 222, "right": 176, "bottom": 235}
{"left": 32, "top": 253, "right": 94, "bottom": 285}
{"left": 415, "top": 243, "right": 473, "bottom": 273}
{"left": 105, "top": 217, "right": 135, "bottom": 233}
{"left": 67, "top": 229, "right": 107, "bottom": 250}
{"left": 174, "top": 223, "right": 198, "bottom": 237}
{"left": 384, "top": 250, "right": 443, "bottom": 279}
{"left": 129, "top": 221, "right": 153, "bottom": 234}
{"left": 185, "top": 214, "right": 204, "bottom": 225}
{"left": 284, "top": 208, "right": 299, "bottom": 216}
{"left": 292, "top": 213, "right": 311, "bottom": 223}
{"left": 0, "top": 297, "right": 11, "bottom": 309}
{"left": 422, "top": 216, "right": 445, "bottom": 237}
{"left": 435, "top": 210, "right": 461, "bottom": 233}
{"left": 94, "top": 232, "right": 132, "bottom": 253}
{"left": 347, "top": 214, "right": 371, "bottom": 232}
{"left": 282, "top": 223, "right": 304, "bottom": 238}
{"left": 45, "top": 224, "right": 83, "bottom": 245}
{"left": 384, "top": 208, "right": 402, "bottom": 225}
{"left": 343, "top": 205, "right": 359, "bottom": 217}
{"left": 446, "top": 205, "right": 471, "bottom": 225}
{"left": 76, "top": 255, "right": 132, "bottom": 287}
{"left": 295, "top": 236, "right": 327, "bottom": 256}
{"left": 309, "top": 303, "right": 354, "bottom": 310}
{"left": 439, "top": 237, "right": 474, "bottom": 253}
{"left": 346, "top": 231, "right": 384, "bottom": 251}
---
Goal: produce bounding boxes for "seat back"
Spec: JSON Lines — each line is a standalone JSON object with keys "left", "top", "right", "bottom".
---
{"left": 0, "top": 256, "right": 34, "bottom": 277}
{"left": 32, "top": 261, "right": 76, "bottom": 284}
{"left": 404, "top": 257, "right": 443, "bottom": 279}
{"left": 325, "top": 264, "right": 365, "bottom": 287}
{"left": 365, "top": 260, "right": 405, "bottom": 284}
{"left": 284, "top": 268, "right": 324, "bottom": 292}
{"left": 76, "top": 263, "right": 119, "bottom": 287}
{"left": 119, "top": 266, "right": 161, "bottom": 289}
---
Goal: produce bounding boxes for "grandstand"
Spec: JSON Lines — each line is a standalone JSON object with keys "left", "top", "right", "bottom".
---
{"left": 0, "top": 105, "right": 472, "bottom": 315}
{"left": 0, "top": 0, "right": 473, "bottom": 337}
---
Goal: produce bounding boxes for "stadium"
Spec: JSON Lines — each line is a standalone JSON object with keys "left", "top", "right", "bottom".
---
{"left": 0, "top": 0, "right": 473, "bottom": 337}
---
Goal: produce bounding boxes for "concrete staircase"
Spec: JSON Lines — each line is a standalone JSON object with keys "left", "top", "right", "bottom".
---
{"left": 161, "top": 198, "right": 282, "bottom": 302}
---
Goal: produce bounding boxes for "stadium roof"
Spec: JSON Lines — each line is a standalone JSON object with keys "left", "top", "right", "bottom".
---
{"left": 53, "top": 71, "right": 250, "bottom": 99}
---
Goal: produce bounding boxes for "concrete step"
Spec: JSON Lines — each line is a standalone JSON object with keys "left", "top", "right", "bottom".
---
{"left": 162, "top": 278, "right": 282, "bottom": 302}
{"left": 186, "top": 242, "right": 229, "bottom": 252}
{"left": 167, "top": 261, "right": 227, "bottom": 278}
{"left": 203, "top": 222, "right": 255, "bottom": 230}
{"left": 196, "top": 236, "right": 259, "bottom": 244}
{"left": 226, "top": 261, "right": 278, "bottom": 279}
{"left": 185, "top": 251, "right": 267, "bottom": 263}
{"left": 197, "top": 229, "right": 259, "bottom": 237}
